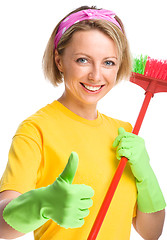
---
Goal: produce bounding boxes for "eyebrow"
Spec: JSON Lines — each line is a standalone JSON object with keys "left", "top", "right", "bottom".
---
{"left": 73, "top": 53, "right": 118, "bottom": 60}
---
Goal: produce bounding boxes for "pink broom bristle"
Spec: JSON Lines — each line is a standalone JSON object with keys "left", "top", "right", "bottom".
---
{"left": 131, "top": 55, "right": 167, "bottom": 94}
{"left": 144, "top": 57, "right": 167, "bottom": 81}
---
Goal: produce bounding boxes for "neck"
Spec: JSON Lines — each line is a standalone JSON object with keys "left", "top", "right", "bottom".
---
{"left": 57, "top": 94, "right": 98, "bottom": 120}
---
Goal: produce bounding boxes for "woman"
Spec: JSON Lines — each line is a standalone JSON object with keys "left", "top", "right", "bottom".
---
{"left": 0, "top": 5, "right": 165, "bottom": 240}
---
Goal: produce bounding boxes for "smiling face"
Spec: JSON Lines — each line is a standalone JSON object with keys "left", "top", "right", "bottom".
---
{"left": 55, "top": 29, "right": 120, "bottom": 109}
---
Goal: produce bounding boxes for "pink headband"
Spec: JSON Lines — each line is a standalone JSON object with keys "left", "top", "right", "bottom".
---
{"left": 54, "top": 9, "right": 122, "bottom": 49}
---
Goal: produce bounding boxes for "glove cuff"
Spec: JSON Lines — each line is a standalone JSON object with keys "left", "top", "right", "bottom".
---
{"left": 136, "top": 170, "right": 166, "bottom": 213}
{"left": 3, "top": 188, "right": 49, "bottom": 233}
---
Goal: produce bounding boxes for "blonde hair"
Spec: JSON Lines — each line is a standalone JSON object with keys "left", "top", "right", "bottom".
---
{"left": 42, "top": 6, "right": 132, "bottom": 86}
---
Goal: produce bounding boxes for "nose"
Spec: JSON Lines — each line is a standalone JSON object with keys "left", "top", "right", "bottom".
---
{"left": 88, "top": 64, "right": 102, "bottom": 83}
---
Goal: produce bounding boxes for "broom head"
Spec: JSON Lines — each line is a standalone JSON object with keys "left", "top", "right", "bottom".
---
{"left": 130, "top": 55, "right": 167, "bottom": 94}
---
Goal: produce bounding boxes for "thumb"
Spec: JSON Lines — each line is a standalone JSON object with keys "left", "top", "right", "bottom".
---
{"left": 59, "top": 152, "right": 79, "bottom": 184}
{"left": 118, "top": 127, "right": 126, "bottom": 135}
{"left": 112, "top": 127, "right": 126, "bottom": 148}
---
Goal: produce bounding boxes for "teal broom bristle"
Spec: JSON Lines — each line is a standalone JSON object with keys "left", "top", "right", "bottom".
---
{"left": 133, "top": 55, "right": 148, "bottom": 75}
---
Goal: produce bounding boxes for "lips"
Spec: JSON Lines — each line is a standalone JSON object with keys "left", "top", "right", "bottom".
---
{"left": 80, "top": 82, "right": 104, "bottom": 92}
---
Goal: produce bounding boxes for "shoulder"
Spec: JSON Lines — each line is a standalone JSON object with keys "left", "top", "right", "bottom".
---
{"left": 13, "top": 100, "right": 57, "bottom": 139}
{"left": 100, "top": 113, "right": 133, "bottom": 133}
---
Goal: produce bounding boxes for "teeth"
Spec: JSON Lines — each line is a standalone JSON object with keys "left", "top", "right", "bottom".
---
{"left": 82, "top": 83, "right": 102, "bottom": 91}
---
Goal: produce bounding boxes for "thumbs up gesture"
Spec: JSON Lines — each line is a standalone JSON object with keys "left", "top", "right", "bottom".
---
{"left": 3, "top": 152, "right": 94, "bottom": 233}
{"left": 42, "top": 152, "right": 94, "bottom": 228}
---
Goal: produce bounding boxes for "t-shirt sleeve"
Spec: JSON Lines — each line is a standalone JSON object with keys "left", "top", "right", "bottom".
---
{"left": 121, "top": 121, "right": 133, "bottom": 133}
{"left": 112, "top": 118, "right": 133, "bottom": 133}
{"left": 0, "top": 121, "right": 42, "bottom": 194}
{"left": 133, "top": 202, "right": 137, "bottom": 218}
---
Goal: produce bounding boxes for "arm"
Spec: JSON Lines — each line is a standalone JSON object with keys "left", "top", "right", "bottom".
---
{"left": 1, "top": 153, "right": 94, "bottom": 234}
{"left": 133, "top": 209, "right": 165, "bottom": 240}
{"left": 0, "top": 191, "right": 25, "bottom": 239}
{"left": 113, "top": 128, "right": 166, "bottom": 239}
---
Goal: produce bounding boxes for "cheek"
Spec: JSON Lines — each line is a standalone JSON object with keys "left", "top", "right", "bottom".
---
{"left": 107, "top": 69, "right": 119, "bottom": 84}
{"left": 63, "top": 67, "right": 74, "bottom": 85}
{"left": 63, "top": 68, "right": 80, "bottom": 90}
{"left": 65, "top": 66, "right": 87, "bottom": 85}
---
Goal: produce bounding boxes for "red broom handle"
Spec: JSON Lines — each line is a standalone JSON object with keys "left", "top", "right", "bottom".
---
{"left": 87, "top": 91, "right": 153, "bottom": 240}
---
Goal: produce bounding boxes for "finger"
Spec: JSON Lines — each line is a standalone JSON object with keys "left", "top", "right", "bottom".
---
{"left": 74, "top": 184, "right": 94, "bottom": 199}
{"left": 112, "top": 135, "right": 122, "bottom": 148}
{"left": 73, "top": 207, "right": 90, "bottom": 220}
{"left": 78, "top": 209, "right": 90, "bottom": 219}
{"left": 112, "top": 127, "right": 131, "bottom": 148}
{"left": 113, "top": 132, "right": 136, "bottom": 148}
{"left": 116, "top": 136, "right": 146, "bottom": 153}
{"left": 117, "top": 139, "right": 135, "bottom": 150}
{"left": 66, "top": 214, "right": 85, "bottom": 228}
{"left": 112, "top": 127, "right": 125, "bottom": 148}
{"left": 116, "top": 148, "right": 132, "bottom": 160}
{"left": 62, "top": 217, "right": 85, "bottom": 229}
{"left": 118, "top": 127, "right": 126, "bottom": 135}
{"left": 79, "top": 198, "right": 93, "bottom": 209}
{"left": 59, "top": 152, "right": 79, "bottom": 184}
{"left": 74, "top": 218, "right": 85, "bottom": 228}
{"left": 118, "top": 127, "right": 136, "bottom": 138}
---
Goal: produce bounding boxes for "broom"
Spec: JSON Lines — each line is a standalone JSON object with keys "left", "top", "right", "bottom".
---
{"left": 87, "top": 55, "right": 167, "bottom": 240}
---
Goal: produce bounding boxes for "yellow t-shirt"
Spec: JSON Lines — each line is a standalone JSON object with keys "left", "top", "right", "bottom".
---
{"left": 0, "top": 100, "right": 137, "bottom": 240}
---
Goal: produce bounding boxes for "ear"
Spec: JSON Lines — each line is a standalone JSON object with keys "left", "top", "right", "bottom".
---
{"left": 55, "top": 50, "right": 64, "bottom": 72}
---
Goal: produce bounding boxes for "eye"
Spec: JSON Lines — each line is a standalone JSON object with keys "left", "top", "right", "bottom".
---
{"left": 76, "top": 58, "right": 88, "bottom": 64}
{"left": 104, "top": 60, "right": 115, "bottom": 66}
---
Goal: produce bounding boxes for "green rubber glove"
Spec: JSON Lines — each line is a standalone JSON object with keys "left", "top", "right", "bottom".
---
{"left": 112, "top": 127, "right": 166, "bottom": 213}
{"left": 3, "top": 152, "right": 94, "bottom": 233}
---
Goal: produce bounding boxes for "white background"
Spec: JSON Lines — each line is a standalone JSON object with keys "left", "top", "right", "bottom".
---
{"left": 0, "top": 0, "right": 166, "bottom": 239}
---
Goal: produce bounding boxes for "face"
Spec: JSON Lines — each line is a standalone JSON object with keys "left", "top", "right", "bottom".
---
{"left": 55, "top": 29, "right": 120, "bottom": 108}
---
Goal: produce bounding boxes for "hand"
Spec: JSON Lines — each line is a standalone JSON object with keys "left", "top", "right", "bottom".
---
{"left": 112, "top": 127, "right": 166, "bottom": 213}
{"left": 112, "top": 127, "right": 150, "bottom": 182}
{"left": 42, "top": 152, "right": 94, "bottom": 228}
{"left": 3, "top": 152, "right": 94, "bottom": 233}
